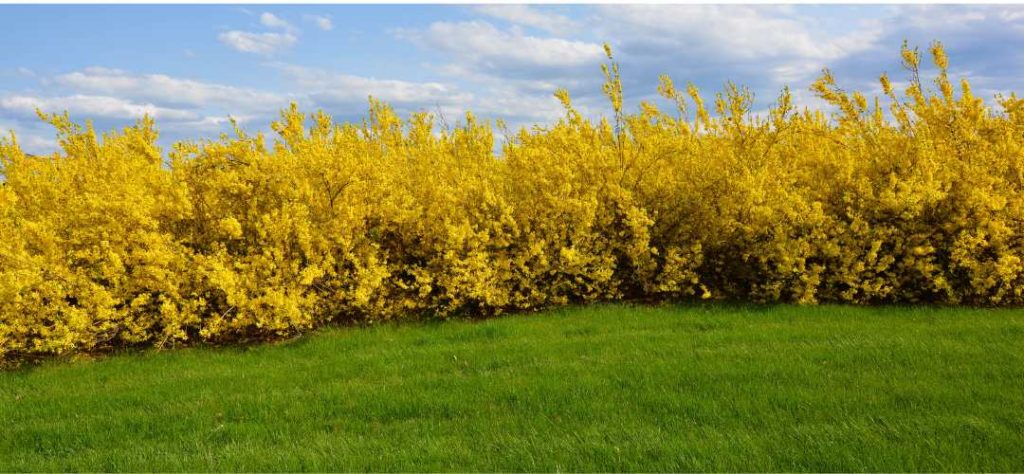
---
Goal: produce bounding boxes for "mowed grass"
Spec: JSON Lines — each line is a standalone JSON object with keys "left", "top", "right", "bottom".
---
{"left": 2, "top": 304, "right": 1024, "bottom": 472}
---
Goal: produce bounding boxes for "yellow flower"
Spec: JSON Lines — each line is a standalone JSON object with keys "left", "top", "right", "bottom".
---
{"left": 2, "top": 42, "right": 1023, "bottom": 361}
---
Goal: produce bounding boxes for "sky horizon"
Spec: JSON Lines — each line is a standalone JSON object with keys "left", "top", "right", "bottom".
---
{"left": 2, "top": 4, "right": 1023, "bottom": 154}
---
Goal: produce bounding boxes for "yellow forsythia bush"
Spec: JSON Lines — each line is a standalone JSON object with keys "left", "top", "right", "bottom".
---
{"left": 3, "top": 41, "right": 1024, "bottom": 360}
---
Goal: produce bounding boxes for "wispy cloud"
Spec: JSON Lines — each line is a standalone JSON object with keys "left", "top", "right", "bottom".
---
{"left": 0, "top": 118, "right": 56, "bottom": 155}
{"left": 219, "top": 30, "right": 297, "bottom": 56}
{"left": 53, "top": 67, "right": 286, "bottom": 113}
{"left": 474, "top": 5, "right": 576, "bottom": 34}
{"left": 276, "top": 63, "right": 469, "bottom": 109}
{"left": 399, "top": 21, "right": 604, "bottom": 79}
{"left": 260, "top": 12, "right": 296, "bottom": 33}
{"left": 0, "top": 94, "right": 199, "bottom": 121}
{"left": 587, "top": 5, "right": 885, "bottom": 89}
{"left": 303, "top": 14, "right": 333, "bottom": 31}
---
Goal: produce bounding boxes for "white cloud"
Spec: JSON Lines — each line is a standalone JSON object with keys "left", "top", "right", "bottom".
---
{"left": 597, "top": 5, "right": 880, "bottom": 61}
{"left": 772, "top": 63, "right": 825, "bottom": 84}
{"left": 303, "top": 14, "right": 333, "bottom": 31}
{"left": 18, "top": 133, "right": 57, "bottom": 154}
{"left": 402, "top": 21, "right": 604, "bottom": 76}
{"left": 54, "top": 67, "right": 286, "bottom": 113}
{"left": 273, "top": 63, "right": 566, "bottom": 127}
{"left": 6, "top": 132, "right": 56, "bottom": 155}
{"left": 999, "top": 7, "right": 1024, "bottom": 23}
{"left": 474, "top": 5, "right": 576, "bottom": 34}
{"left": 159, "top": 114, "right": 257, "bottom": 133}
{"left": 282, "top": 62, "right": 573, "bottom": 127}
{"left": 219, "top": 30, "right": 297, "bottom": 56}
{"left": 260, "top": 12, "right": 295, "bottom": 32}
{"left": 578, "top": 5, "right": 889, "bottom": 87}
{"left": 277, "top": 64, "right": 470, "bottom": 107}
{"left": 900, "top": 5, "right": 987, "bottom": 29}
{"left": 468, "top": 87, "right": 566, "bottom": 124}
{"left": 0, "top": 94, "right": 198, "bottom": 121}
{"left": 0, "top": 119, "right": 57, "bottom": 155}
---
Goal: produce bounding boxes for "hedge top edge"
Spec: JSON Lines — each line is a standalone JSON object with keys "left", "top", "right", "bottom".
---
{"left": 3, "top": 41, "right": 1023, "bottom": 361}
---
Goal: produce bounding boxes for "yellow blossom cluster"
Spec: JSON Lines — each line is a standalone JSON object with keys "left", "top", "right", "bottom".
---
{"left": 3, "top": 42, "right": 1023, "bottom": 360}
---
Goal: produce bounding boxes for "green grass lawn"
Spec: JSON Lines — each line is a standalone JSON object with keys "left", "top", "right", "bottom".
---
{"left": 2, "top": 304, "right": 1023, "bottom": 472}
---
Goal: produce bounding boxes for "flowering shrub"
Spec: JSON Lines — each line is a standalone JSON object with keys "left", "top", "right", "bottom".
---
{"left": 3, "top": 42, "right": 1024, "bottom": 360}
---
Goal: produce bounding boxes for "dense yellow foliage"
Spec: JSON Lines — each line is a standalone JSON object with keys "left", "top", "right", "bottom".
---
{"left": 3, "top": 42, "right": 1024, "bottom": 360}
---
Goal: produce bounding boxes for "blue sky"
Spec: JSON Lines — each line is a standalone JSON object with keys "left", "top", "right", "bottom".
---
{"left": 2, "top": 4, "right": 1024, "bottom": 153}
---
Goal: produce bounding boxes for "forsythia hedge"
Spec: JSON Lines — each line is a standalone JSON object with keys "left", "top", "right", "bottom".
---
{"left": 3, "top": 42, "right": 1024, "bottom": 360}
